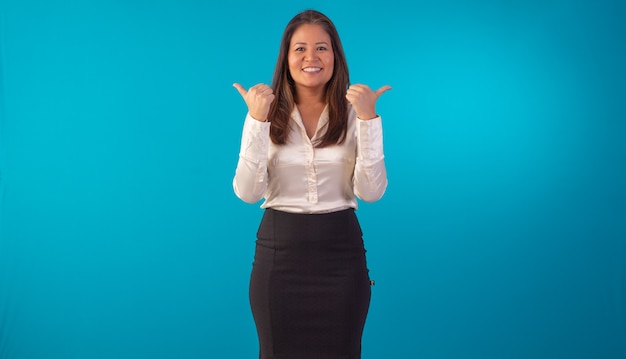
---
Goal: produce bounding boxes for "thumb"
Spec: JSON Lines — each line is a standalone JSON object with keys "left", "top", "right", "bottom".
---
{"left": 233, "top": 83, "right": 247, "bottom": 98}
{"left": 375, "top": 85, "right": 392, "bottom": 97}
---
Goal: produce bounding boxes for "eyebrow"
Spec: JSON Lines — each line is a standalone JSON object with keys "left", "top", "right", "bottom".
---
{"left": 293, "top": 41, "right": 329, "bottom": 46}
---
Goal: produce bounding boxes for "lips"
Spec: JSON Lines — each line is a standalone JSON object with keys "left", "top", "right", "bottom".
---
{"left": 302, "top": 67, "right": 322, "bottom": 73}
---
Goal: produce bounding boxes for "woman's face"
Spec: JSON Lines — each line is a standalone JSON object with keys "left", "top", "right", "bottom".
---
{"left": 288, "top": 24, "right": 334, "bottom": 93}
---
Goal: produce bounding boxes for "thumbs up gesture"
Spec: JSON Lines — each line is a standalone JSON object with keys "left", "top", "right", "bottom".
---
{"left": 346, "top": 84, "right": 392, "bottom": 120}
{"left": 233, "top": 83, "right": 275, "bottom": 122}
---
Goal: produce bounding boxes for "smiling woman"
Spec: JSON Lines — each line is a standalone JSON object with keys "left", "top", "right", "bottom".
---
{"left": 2, "top": 1, "right": 624, "bottom": 358}
{"left": 232, "top": 9, "right": 391, "bottom": 359}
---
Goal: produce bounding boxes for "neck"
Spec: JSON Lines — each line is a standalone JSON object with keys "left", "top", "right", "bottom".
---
{"left": 295, "top": 85, "right": 326, "bottom": 106}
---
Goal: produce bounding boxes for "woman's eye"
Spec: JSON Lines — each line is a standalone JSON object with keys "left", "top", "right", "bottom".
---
{"left": 295, "top": 47, "right": 304, "bottom": 52}
{"left": 317, "top": 46, "right": 327, "bottom": 51}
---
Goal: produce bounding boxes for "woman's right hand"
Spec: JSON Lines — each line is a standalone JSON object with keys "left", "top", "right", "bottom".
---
{"left": 233, "top": 83, "right": 275, "bottom": 122}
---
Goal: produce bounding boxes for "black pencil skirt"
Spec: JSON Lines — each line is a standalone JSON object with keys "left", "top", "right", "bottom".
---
{"left": 249, "top": 208, "right": 372, "bottom": 359}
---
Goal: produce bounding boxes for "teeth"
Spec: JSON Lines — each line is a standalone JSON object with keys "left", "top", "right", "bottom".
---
{"left": 303, "top": 67, "right": 321, "bottom": 72}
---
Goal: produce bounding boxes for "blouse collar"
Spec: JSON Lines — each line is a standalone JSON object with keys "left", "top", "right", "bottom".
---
{"left": 291, "top": 105, "right": 330, "bottom": 142}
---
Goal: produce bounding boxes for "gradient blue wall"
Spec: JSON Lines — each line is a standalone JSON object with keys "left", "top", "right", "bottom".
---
{"left": 1, "top": 0, "right": 625, "bottom": 358}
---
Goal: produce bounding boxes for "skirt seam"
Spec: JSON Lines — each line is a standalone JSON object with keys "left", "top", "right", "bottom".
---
{"left": 268, "top": 209, "right": 277, "bottom": 356}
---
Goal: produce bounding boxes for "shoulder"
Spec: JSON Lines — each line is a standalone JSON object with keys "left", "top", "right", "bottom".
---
{"left": 346, "top": 104, "right": 358, "bottom": 136}
{"left": 347, "top": 104, "right": 357, "bottom": 122}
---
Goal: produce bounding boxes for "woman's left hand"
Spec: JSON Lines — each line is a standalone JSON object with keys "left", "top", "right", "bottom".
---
{"left": 346, "top": 84, "right": 392, "bottom": 120}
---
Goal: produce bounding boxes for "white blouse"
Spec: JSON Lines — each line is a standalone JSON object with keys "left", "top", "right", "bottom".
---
{"left": 233, "top": 105, "right": 387, "bottom": 214}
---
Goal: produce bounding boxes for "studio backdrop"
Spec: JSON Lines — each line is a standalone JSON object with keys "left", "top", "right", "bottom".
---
{"left": 1, "top": 0, "right": 625, "bottom": 358}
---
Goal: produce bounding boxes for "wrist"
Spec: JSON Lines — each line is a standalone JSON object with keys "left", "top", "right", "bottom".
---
{"left": 250, "top": 113, "right": 268, "bottom": 122}
{"left": 358, "top": 114, "right": 378, "bottom": 121}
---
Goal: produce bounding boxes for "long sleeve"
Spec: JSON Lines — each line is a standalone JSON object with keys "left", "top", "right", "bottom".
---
{"left": 353, "top": 116, "right": 388, "bottom": 202}
{"left": 233, "top": 114, "right": 271, "bottom": 203}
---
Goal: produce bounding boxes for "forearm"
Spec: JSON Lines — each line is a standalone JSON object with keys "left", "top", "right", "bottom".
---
{"left": 233, "top": 114, "right": 271, "bottom": 203}
{"left": 353, "top": 116, "right": 388, "bottom": 202}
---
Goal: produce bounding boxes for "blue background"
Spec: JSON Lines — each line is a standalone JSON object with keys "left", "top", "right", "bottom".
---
{"left": 1, "top": 0, "right": 625, "bottom": 358}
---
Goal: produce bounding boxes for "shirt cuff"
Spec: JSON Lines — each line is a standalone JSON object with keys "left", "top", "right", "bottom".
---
{"left": 357, "top": 116, "right": 384, "bottom": 161}
{"left": 239, "top": 113, "right": 271, "bottom": 162}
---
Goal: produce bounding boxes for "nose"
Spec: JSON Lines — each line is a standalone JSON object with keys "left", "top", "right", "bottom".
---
{"left": 304, "top": 48, "right": 318, "bottom": 61}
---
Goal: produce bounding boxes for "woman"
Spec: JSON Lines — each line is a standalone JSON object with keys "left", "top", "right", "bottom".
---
{"left": 232, "top": 9, "right": 389, "bottom": 359}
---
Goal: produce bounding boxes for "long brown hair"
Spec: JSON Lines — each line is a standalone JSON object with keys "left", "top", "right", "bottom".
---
{"left": 268, "top": 10, "right": 350, "bottom": 147}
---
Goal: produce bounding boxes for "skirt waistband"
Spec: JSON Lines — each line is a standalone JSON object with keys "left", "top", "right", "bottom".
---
{"left": 257, "top": 208, "right": 362, "bottom": 243}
